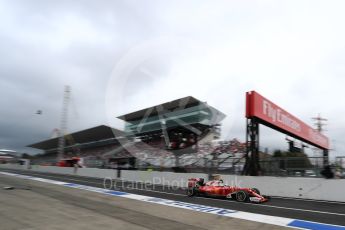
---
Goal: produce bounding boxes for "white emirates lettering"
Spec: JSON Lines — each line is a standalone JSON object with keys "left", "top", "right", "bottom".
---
{"left": 263, "top": 100, "right": 301, "bottom": 132}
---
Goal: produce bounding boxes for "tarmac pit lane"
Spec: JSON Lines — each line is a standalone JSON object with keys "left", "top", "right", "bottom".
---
{"left": 0, "top": 174, "right": 290, "bottom": 230}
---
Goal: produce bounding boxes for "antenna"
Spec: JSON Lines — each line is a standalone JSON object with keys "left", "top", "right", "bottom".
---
{"left": 57, "top": 85, "right": 71, "bottom": 161}
{"left": 312, "top": 113, "right": 327, "bottom": 133}
{"left": 311, "top": 114, "right": 328, "bottom": 159}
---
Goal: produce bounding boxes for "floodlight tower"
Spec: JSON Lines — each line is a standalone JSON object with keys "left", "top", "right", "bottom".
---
{"left": 57, "top": 85, "right": 71, "bottom": 161}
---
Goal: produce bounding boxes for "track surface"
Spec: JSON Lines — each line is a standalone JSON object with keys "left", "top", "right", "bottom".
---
{"left": 2, "top": 169, "right": 345, "bottom": 226}
{"left": 0, "top": 173, "right": 290, "bottom": 230}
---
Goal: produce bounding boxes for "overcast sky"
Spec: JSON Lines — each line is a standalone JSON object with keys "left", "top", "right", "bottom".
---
{"left": 1, "top": 0, "right": 344, "bottom": 157}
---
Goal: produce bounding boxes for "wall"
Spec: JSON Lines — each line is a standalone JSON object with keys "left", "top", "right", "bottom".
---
{"left": 221, "top": 175, "right": 344, "bottom": 202}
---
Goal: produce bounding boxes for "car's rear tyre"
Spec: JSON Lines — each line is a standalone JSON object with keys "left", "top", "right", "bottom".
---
{"left": 236, "top": 190, "right": 249, "bottom": 202}
{"left": 251, "top": 188, "right": 260, "bottom": 195}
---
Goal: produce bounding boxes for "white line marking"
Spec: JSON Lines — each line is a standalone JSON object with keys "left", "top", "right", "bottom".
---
{"left": 270, "top": 196, "right": 345, "bottom": 205}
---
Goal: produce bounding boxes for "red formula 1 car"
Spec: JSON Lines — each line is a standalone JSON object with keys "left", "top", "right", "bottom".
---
{"left": 187, "top": 178, "right": 269, "bottom": 203}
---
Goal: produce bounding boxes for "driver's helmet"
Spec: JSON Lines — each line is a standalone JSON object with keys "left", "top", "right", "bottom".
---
{"left": 206, "top": 179, "right": 224, "bottom": 186}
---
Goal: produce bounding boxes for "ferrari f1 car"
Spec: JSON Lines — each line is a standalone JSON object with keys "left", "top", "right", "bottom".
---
{"left": 187, "top": 178, "right": 269, "bottom": 203}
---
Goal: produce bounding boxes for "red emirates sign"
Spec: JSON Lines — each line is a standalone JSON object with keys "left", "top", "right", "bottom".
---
{"left": 246, "top": 91, "right": 329, "bottom": 149}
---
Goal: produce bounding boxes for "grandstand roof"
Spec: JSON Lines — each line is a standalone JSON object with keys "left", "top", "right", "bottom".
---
{"left": 0, "top": 149, "right": 17, "bottom": 155}
{"left": 28, "top": 125, "right": 125, "bottom": 150}
{"left": 117, "top": 96, "right": 205, "bottom": 122}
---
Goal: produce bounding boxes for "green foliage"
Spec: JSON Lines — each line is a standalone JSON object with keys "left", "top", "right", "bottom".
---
{"left": 272, "top": 150, "right": 312, "bottom": 169}
{"left": 273, "top": 150, "right": 282, "bottom": 157}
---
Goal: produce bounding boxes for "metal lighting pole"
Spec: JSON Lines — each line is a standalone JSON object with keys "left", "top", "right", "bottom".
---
{"left": 57, "top": 85, "right": 70, "bottom": 161}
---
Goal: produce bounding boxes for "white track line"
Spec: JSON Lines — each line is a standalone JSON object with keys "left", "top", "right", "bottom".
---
{"left": 270, "top": 196, "right": 345, "bottom": 205}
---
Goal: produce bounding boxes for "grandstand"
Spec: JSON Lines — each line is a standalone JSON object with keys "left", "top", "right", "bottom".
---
{"left": 29, "top": 97, "right": 248, "bottom": 171}
{"left": 0, "top": 149, "right": 18, "bottom": 164}
{"left": 28, "top": 125, "right": 134, "bottom": 168}
{"left": 117, "top": 96, "right": 227, "bottom": 169}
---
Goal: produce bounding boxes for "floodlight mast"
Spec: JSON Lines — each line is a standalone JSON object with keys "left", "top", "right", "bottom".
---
{"left": 57, "top": 85, "right": 71, "bottom": 161}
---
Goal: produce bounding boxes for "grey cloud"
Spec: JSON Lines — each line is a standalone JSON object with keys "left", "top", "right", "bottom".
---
{"left": 0, "top": 0, "right": 344, "bottom": 158}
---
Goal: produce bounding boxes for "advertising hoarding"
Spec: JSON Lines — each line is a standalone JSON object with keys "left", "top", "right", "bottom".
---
{"left": 246, "top": 91, "right": 329, "bottom": 149}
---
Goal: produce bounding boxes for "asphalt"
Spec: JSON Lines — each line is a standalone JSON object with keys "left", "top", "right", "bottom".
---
{"left": 0, "top": 173, "right": 290, "bottom": 230}
{"left": 1, "top": 168, "right": 345, "bottom": 227}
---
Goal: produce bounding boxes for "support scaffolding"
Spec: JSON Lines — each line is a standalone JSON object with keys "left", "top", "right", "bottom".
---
{"left": 242, "top": 118, "right": 261, "bottom": 176}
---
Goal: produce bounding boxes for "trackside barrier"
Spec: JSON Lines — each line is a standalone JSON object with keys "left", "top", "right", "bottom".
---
{"left": 0, "top": 164, "right": 344, "bottom": 202}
